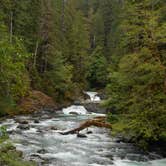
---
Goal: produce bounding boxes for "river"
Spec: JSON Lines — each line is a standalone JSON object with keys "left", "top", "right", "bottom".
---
{"left": 0, "top": 92, "right": 166, "bottom": 166}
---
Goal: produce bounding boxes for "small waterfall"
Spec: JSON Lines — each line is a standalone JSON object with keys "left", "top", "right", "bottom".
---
{"left": 84, "top": 91, "right": 101, "bottom": 102}
{"left": 62, "top": 91, "right": 102, "bottom": 115}
{"left": 1, "top": 98, "right": 165, "bottom": 166}
{"left": 62, "top": 105, "right": 87, "bottom": 115}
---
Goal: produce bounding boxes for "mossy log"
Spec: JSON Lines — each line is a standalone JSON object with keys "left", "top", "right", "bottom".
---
{"left": 60, "top": 117, "right": 112, "bottom": 135}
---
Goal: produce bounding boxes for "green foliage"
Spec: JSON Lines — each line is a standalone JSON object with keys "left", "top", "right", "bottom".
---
{"left": 105, "top": 0, "right": 166, "bottom": 148}
{"left": 66, "top": 7, "right": 90, "bottom": 87}
{"left": 0, "top": 19, "right": 30, "bottom": 115}
{"left": 87, "top": 46, "right": 108, "bottom": 88}
{"left": 0, "top": 142, "right": 36, "bottom": 166}
{"left": 108, "top": 114, "right": 130, "bottom": 137}
{"left": 107, "top": 113, "right": 118, "bottom": 124}
{"left": 0, "top": 38, "right": 30, "bottom": 102}
{"left": 0, "top": 126, "right": 8, "bottom": 140}
{"left": 42, "top": 51, "right": 74, "bottom": 101}
{"left": 0, "top": 97, "right": 17, "bottom": 116}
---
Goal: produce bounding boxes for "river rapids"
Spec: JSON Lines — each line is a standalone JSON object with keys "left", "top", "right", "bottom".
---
{"left": 0, "top": 92, "right": 165, "bottom": 166}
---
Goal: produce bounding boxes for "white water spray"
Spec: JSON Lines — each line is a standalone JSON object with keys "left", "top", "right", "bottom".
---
{"left": 85, "top": 91, "right": 101, "bottom": 102}
{"left": 63, "top": 105, "right": 87, "bottom": 115}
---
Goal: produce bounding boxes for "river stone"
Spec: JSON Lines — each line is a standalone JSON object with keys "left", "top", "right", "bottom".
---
{"left": 87, "top": 131, "right": 93, "bottom": 134}
{"left": 7, "top": 130, "right": 14, "bottom": 134}
{"left": 37, "top": 129, "right": 43, "bottom": 133}
{"left": 30, "top": 154, "right": 44, "bottom": 160}
{"left": 50, "top": 126, "right": 58, "bottom": 130}
{"left": 148, "top": 153, "right": 162, "bottom": 160}
{"left": 37, "top": 149, "right": 48, "bottom": 154}
{"left": 126, "top": 154, "right": 148, "bottom": 162}
{"left": 73, "top": 100, "right": 81, "bottom": 105}
{"left": 77, "top": 133, "right": 87, "bottom": 138}
{"left": 42, "top": 115, "right": 53, "bottom": 119}
{"left": 34, "top": 119, "right": 40, "bottom": 123}
{"left": 69, "top": 112, "right": 79, "bottom": 115}
{"left": 83, "top": 102, "right": 107, "bottom": 114}
{"left": 15, "top": 119, "right": 29, "bottom": 124}
{"left": 17, "top": 124, "right": 30, "bottom": 130}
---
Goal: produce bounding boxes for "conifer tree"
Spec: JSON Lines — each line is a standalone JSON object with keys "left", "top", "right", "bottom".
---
{"left": 106, "top": 0, "right": 166, "bottom": 147}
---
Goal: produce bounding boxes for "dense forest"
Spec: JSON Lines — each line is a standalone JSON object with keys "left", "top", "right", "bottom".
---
{"left": 0, "top": 0, "right": 166, "bottom": 162}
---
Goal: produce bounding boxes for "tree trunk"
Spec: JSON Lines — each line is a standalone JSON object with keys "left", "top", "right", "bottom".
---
{"left": 59, "top": 117, "right": 112, "bottom": 135}
{"left": 10, "top": 11, "right": 13, "bottom": 43}
{"left": 61, "top": 0, "right": 65, "bottom": 33}
{"left": 33, "top": 40, "right": 39, "bottom": 68}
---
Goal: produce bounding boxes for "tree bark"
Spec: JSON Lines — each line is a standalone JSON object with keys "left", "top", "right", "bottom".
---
{"left": 59, "top": 117, "right": 112, "bottom": 135}
{"left": 33, "top": 40, "right": 39, "bottom": 68}
{"left": 61, "top": 0, "right": 65, "bottom": 33}
{"left": 10, "top": 11, "right": 13, "bottom": 43}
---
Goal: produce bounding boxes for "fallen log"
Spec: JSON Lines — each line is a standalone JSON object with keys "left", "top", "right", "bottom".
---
{"left": 60, "top": 117, "right": 112, "bottom": 135}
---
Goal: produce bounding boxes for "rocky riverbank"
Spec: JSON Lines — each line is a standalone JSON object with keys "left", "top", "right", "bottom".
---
{"left": 18, "top": 90, "right": 57, "bottom": 114}
{"left": 0, "top": 91, "right": 166, "bottom": 166}
{"left": 0, "top": 139, "right": 36, "bottom": 166}
{"left": 1, "top": 109, "right": 165, "bottom": 166}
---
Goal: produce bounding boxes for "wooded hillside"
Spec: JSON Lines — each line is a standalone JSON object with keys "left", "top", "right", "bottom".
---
{"left": 0, "top": 0, "right": 165, "bottom": 148}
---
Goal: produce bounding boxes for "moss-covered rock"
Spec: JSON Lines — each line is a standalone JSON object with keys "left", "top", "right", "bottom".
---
{"left": 0, "top": 141, "right": 36, "bottom": 166}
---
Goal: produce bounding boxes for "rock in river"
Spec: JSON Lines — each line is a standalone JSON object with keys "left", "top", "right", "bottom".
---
{"left": 77, "top": 133, "right": 87, "bottom": 138}
{"left": 34, "top": 119, "right": 40, "bottom": 123}
{"left": 15, "top": 119, "right": 29, "bottom": 124}
{"left": 17, "top": 124, "right": 30, "bottom": 130}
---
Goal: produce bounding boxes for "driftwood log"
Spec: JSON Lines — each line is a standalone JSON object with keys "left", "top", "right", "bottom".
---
{"left": 60, "top": 117, "right": 112, "bottom": 135}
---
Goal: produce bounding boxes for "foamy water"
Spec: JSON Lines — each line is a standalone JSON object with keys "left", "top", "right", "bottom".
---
{"left": 1, "top": 112, "right": 165, "bottom": 166}
{"left": 0, "top": 91, "right": 165, "bottom": 166}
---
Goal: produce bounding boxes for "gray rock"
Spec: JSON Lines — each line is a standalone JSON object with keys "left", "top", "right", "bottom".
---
{"left": 50, "top": 126, "right": 58, "bottom": 130}
{"left": 83, "top": 103, "right": 107, "bottom": 114}
{"left": 77, "top": 133, "right": 87, "bottom": 138}
{"left": 17, "top": 124, "right": 30, "bottom": 130}
{"left": 34, "top": 119, "right": 40, "bottom": 123}
{"left": 69, "top": 112, "right": 79, "bottom": 115}
{"left": 73, "top": 100, "right": 81, "bottom": 105}
{"left": 15, "top": 119, "right": 29, "bottom": 124}
{"left": 37, "top": 149, "right": 48, "bottom": 154}
{"left": 87, "top": 131, "right": 93, "bottom": 134}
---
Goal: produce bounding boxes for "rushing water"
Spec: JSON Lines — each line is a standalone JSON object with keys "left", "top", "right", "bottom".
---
{"left": 63, "top": 105, "right": 88, "bottom": 115}
{"left": 84, "top": 91, "right": 101, "bottom": 102}
{"left": 0, "top": 92, "right": 166, "bottom": 166}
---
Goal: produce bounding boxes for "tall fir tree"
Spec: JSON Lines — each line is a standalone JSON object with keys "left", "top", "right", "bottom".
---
{"left": 106, "top": 0, "right": 166, "bottom": 148}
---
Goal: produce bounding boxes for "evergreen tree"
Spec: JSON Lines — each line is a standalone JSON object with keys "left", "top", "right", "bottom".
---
{"left": 106, "top": 0, "right": 166, "bottom": 148}
{"left": 66, "top": 7, "right": 89, "bottom": 88}
{"left": 0, "top": 21, "right": 30, "bottom": 115}
{"left": 87, "top": 46, "right": 108, "bottom": 88}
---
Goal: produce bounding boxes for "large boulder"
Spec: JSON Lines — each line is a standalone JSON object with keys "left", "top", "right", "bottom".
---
{"left": 83, "top": 102, "right": 107, "bottom": 114}
{"left": 19, "top": 90, "right": 56, "bottom": 113}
